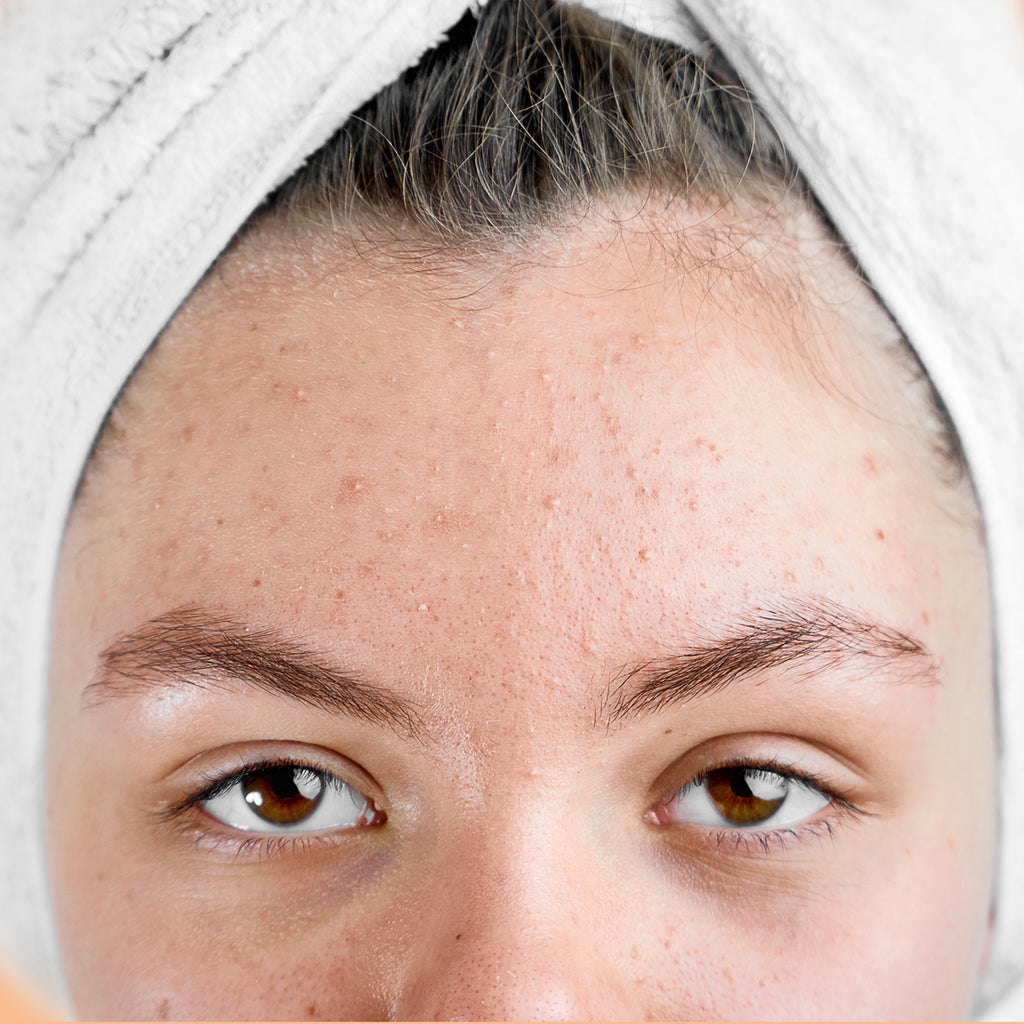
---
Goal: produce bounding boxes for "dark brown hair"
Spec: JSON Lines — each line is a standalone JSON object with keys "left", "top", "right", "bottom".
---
{"left": 257, "top": 0, "right": 799, "bottom": 244}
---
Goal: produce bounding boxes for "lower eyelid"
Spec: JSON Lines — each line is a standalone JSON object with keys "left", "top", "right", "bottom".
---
{"left": 159, "top": 800, "right": 381, "bottom": 861}
{"left": 708, "top": 817, "right": 836, "bottom": 851}
{"left": 664, "top": 799, "right": 866, "bottom": 863}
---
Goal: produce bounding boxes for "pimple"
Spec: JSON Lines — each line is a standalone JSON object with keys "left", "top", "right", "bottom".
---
{"left": 338, "top": 476, "right": 367, "bottom": 500}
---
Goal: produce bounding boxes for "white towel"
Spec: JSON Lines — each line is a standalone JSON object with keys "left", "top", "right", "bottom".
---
{"left": 2, "top": 0, "right": 1023, "bottom": 1017}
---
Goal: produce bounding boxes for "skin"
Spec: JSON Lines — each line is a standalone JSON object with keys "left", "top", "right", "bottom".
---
{"left": 47, "top": 203, "right": 995, "bottom": 1021}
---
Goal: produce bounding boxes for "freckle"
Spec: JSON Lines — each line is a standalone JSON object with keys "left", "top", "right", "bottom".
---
{"left": 252, "top": 578, "right": 261, "bottom": 588}
{"left": 156, "top": 999, "right": 170, "bottom": 1021}
{"left": 663, "top": 728, "right": 672, "bottom": 735}
{"left": 261, "top": 464, "right": 269, "bottom": 473}
{"left": 180, "top": 424, "right": 193, "bottom": 443}
{"left": 455, "top": 933, "right": 462, "bottom": 941}
{"left": 862, "top": 453, "right": 878, "bottom": 475}
{"left": 216, "top": 517, "right": 224, "bottom": 526}
{"left": 695, "top": 436, "right": 704, "bottom": 447}
{"left": 922, "top": 609, "right": 930, "bottom": 626}
{"left": 335, "top": 589, "right": 345, "bottom": 600}
{"left": 306, "top": 1003, "right": 317, "bottom": 1018}
{"left": 874, "top": 527, "right": 885, "bottom": 540}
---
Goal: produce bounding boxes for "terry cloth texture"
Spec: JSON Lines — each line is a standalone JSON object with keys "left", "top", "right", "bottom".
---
{"left": 1, "top": 0, "right": 1023, "bottom": 1017}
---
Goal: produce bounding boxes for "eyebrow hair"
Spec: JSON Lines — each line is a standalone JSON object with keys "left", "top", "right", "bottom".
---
{"left": 83, "top": 606, "right": 423, "bottom": 735}
{"left": 604, "top": 601, "right": 938, "bottom": 725}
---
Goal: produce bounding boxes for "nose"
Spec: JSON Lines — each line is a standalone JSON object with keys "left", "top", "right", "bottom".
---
{"left": 394, "top": 923, "right": 633, "bottom": 1021}
{"left": 393, "top": 917, "right": 638, "bottom": 1020}
{"left": 388, "top": 822, "right": 640, "bottom": 1021}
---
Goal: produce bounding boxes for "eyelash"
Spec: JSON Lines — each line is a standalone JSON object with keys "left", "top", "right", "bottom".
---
{"left": 162, "top": 754, "right": 866, "bottom": 860}
{"left": 653, "top": 755, "right": 867, "bottom": 856}
{"left": 161, "top": 756, "right": 383, "bottom": 856}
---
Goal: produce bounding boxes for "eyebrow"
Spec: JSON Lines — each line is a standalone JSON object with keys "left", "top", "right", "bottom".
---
{"left": 83, "top": 606, "right": 423, "bottom": 735}
{"left": 603, "top": 601, "right": 938, "bottom": 725}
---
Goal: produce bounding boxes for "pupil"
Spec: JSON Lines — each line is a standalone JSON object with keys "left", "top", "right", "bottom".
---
{"left": 730, "top": 769, "right": 754, "bottom": 798}
{"left": 243, "top": 766, "right": 324, "bottom": 825}
{"left": 706, "top": 767, "right": 786, "bottom": 825}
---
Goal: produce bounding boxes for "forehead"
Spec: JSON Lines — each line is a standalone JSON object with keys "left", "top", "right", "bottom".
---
{"left": 64, "top": 213, "right": 971, "bottom": 703}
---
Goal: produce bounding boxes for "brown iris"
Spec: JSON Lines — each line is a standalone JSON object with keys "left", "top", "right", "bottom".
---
{"left": 242, "top": 766, "right": 324, "bottom": 825}
{"left": 705, "top": 767, "right": 787, "bottom": 825}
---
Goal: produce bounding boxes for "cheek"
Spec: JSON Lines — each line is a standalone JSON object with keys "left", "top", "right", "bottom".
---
{"left": 49, "top": 825, "right": 393, "bottom": 1021}
{"left": 645, "top": 857, "right": 986, "bottom": 1020}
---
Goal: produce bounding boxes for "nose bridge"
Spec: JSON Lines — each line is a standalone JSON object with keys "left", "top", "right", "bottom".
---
{"left": 390, "top": 807, "right": 637, "bottom": 1021}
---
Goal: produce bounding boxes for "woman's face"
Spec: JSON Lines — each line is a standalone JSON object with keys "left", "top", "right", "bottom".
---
{"left": 47, "top": 211, "right": 995, "bottom": 1020}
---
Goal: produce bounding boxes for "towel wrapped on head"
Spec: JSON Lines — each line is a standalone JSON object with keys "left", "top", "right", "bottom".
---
{"left": 2, "top": 0, "right": 1023, "bottom": 1017}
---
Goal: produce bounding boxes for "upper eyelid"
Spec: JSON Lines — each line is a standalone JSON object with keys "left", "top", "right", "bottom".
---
{"left": 191, "top": 758, "right": 338, "bottom": 801}
{"left": 683, "top": 759, "right": 843, "bottom": 803}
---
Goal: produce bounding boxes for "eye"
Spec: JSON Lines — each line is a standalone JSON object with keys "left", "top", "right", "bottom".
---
{"left": 662, "top": 765, "right": 831, "bottom": 830}
{"left": 200, "top": 762, "right": 382, "bottom": 834}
